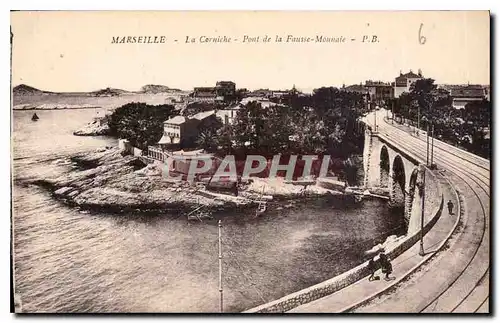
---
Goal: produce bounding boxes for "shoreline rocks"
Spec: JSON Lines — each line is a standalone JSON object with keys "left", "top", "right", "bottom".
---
{"left": 73, "top": 120, "right": 110, "bottom": 136}
{"left": 25, "top": 147, "right": 357, "bottom": 216}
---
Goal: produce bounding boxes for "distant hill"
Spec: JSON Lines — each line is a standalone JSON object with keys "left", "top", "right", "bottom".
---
{"left": 13, "top": 84, "right": 50, "bottom": 96}
{"left": 141, "top": 84, "right": 182, "bottom": 93}
{"left": 89, "top": 87, "right": 130, "bottom": 97}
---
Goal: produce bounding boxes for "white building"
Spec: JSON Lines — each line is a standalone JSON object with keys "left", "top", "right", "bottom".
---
{"left": 216, "top": 104, "right": 241, "bottom": 125}
{"left": 394, "top": 70, "right": 423, "bottom": 98}
{"left": 158, "top": 116, "right": 186, "bottom": 146}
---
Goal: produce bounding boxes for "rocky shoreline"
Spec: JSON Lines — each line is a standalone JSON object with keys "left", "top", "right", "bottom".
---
{"left": 14, "top": 103, "right": 101, "bottom": 110}
{"left": 73, "top": 120, "right": 110, "bottom": 136}
{"left": 26, "top": 147, "right": 346, "bottom": 216}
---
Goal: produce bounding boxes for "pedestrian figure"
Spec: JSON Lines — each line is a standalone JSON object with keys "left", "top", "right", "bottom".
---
{"left": 367, "top": 258, "right": 380, "bottom": 281}
{"left": 447, "top": 200, "right": 454, "bottom": 215}
{"left": 232, "top": 182, "right": 239, "bottom": 197}
{"left": 379, "top": 252, "right": 394, "bottom": 281}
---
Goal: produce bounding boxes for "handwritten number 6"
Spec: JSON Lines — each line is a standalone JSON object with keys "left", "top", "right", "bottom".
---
{"left": 419, "top": 23, "right": 426, "bottom": 45}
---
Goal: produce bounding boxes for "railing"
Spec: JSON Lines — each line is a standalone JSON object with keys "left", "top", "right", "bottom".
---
{"left": 147, "top": 146, "right": 166, "bottom": 162}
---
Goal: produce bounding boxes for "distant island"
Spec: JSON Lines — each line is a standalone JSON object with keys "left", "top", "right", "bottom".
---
{"left": 141, "top": 84, "right": 183, "bottom": 93}
{"left": 12, "top": 84, "right": 185, "bottom": 97}
{"left": 12, "top": 83, "right": 188, "bottom": 109}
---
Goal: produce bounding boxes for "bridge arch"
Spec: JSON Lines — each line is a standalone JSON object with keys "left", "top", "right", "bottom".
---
{"left": 391, "top": 154, "right": 406, "bottom": 207}
{"left": 407, "top": 167, "right": 419, "bottom": 197}
{"left": 379, "top": 145, "right": 390, "bottom": 187}
{"left": 406, "top": 167, "right": 419, "bottom": 222}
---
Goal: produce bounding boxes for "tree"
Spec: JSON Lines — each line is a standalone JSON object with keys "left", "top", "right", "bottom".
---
{"left": 461, "top": 99, "right": 491, "bottom": 158}
{"left": 196, "top": 130, "right": 218, "bottom": 153}
{"left": 108, "top": 102, "right": 177, "bottom": 149}
{"left": 310, "top": 87, "right": 367, "bottom": 157}
{"left": 463, "top": 99, "right": 491, "bottom": 129}
{"left": 214, "top": 125, "right": 235, "bottom": 154}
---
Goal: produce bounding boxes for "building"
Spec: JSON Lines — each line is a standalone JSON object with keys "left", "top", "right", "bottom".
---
{"left": 485, "top": 85, "right": 490, "bottom": 101}
{"left": 92, "top": 110, "right": 111, "bottom": 126}
{"left": 394, "top": 70, "right": 423, "bottom": 98}
{"left": 157, "top": 116, "right": 191, "bottom": 147}
{"left": 365, "top": 80, "right": 393, "bottom": 104}
{"left": 450, "top": 84, "right": 486, "bottom": 109}
{"left": 153, "top": 110, "right": 222, "bottom": 154}
{"left": 249, "top": 89, "right": 273, "bottom": 98}
{"left": 215, "top": 81, "right": 236, "bottom": 97}
{"left": 342, "top": 83, "right": 371, "bottom": 104}
{"left": 192, "top": 87, "right": 218, "bottom": 103}
{"left": 240, "top": 96, "right": 277, "bottom": 108}
{"left": 216, "top": 104, "right": 241, "bottom": 125}
{"left": 343, "top": 83, "right": 366, "bottom": 94}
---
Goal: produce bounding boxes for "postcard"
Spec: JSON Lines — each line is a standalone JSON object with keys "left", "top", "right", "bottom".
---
{"left": 10, "top": 11, "right": 490, "bottom": 314}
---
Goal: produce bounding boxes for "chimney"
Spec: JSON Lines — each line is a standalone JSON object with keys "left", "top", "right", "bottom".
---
{"left": 418, "top": 69, "right": 422, "bottom": 77}
{"left": 400, "top": 70, "right": 403, "bottom": 76}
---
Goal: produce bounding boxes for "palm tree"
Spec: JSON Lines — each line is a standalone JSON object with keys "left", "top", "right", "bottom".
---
{"left": 197, "top": 130, "right": 217, "bottom": 152}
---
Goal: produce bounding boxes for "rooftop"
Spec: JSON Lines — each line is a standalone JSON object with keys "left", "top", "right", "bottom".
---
{"left": 192, "top": 110, "right": 216, "bottom": 120}
{"left": 450, "top": 86, "right": 485, "bottom": 98}
{"left": 365, "top": 80, "right": 392, "bottom": 87}
{"left": 165, "top": 115, "right": 186, "bottom": 125}
{"left": 343, "top": 84, "right": 366, "bottom": 93}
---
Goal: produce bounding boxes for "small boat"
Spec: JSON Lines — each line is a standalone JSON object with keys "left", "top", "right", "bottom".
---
{"left": 186, "top": 205, "right": 212, "bottom": 222}
{"left": 255, "top": 186, "right": 267, "bottom": 217}
{"left": 31, "top": 113, "right": 39, "bottom": 121}
{"left": 255, "top": 201, "right": 267, "bottom": 217}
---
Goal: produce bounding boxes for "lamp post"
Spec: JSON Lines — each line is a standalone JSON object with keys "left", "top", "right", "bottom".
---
{"left": 426, "top": 123, "right": 430, "bottom": 166}
{"left": 218, "top": 220, "right": 223, "bottom": 313}
{"left": 417, "top": 105, "right": 420, "bottom": 135}
{"left": 391, "top": 100, "right": 394, "bottom": 124}
{"left": 419, "top": 166, "right": 426, "bottom": 257}
{"left": 430, "top": 123, "right": 435, "bottom": 167}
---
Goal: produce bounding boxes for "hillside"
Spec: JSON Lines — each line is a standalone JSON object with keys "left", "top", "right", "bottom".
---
{"left": 13, "top": 84, "right": 49, "bottom": 96}
{"left": 141, "top": 84, "right": 182, "bottom": 93}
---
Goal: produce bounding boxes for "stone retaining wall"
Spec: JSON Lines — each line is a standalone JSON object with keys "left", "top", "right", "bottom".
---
{"left": 243, "top": 167, "right": 443, "bottom": 313}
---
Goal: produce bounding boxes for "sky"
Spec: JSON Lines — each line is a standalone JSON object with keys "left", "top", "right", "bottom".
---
{"left": 10, "top": 11, "right": 490, "bottom": 92}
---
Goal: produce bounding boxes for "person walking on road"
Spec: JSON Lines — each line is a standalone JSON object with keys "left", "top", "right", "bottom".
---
{"left": 379, "top": 252, "right": 394, "bottom": 281}
{"left": 447, "top": 200, "right": 454, "bottom": 215}
{"left": 367, "top": 258, "right": 380, "bottom": 281}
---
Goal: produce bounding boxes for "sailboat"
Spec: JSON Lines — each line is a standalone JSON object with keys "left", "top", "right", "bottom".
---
{"left": 31, "top": 113, "right": 39, "bottom": 121}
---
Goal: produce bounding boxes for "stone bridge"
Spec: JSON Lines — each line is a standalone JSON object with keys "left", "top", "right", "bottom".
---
{"left": 362, "top": 129, "right": 426, "bottom": 233}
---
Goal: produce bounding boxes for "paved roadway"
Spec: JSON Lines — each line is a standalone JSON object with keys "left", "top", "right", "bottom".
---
{"left": 356, "top": 110, "right": 490, "bottom": 313}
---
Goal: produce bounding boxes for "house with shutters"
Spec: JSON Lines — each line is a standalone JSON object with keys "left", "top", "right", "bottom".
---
{"left": 394, "top": 69, "right": 423, "bottom": 98}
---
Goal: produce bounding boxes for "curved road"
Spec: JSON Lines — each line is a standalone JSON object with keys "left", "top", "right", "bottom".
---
{"left": 357, "top": 110, "right": 490, "bottom": 313}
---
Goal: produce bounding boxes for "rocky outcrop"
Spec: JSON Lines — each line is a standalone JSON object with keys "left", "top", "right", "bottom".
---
{"left": 29, "top": 148, "right": 253, "bottom": 214}
{"left": 14, "top": 103, "right": 99, "bottom": 110}
{"left": 242, "top": 177, "right": 342, "bottom": 199}
{"left": 73, "top": 120, "right": 110, "bottom": 136}
{"left": 27, "top": 148, "right": 351, "bottom": 216}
